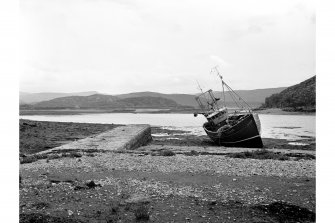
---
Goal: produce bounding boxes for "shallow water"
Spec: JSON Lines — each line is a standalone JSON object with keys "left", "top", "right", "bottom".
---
{"left": 20, "top": 113, "right": 315, "bottom": 140}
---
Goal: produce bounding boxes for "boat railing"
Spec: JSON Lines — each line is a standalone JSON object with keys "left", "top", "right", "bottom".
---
{"left": 195, "top": 89, "right": 221, "bottom": 113}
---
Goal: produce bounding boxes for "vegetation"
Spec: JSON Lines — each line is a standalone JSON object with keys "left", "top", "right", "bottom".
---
{"left": 227, "top": 150, "right": 289, "bottom": 160}
{"left": 20, "top": 213, "right": 84, "bottom": 223}
{"left": 20, "top": 88, "right": 287, "bottom": 109}
{"left": 184, "top": 150, "right": 200, "bottom": 156}
{"left": 105, "top": 202, "right": 120, "bottom": 223}
{"left": 263, "top": 76, "right": 315, "bottom": 111}
{"left": 20, "top": 91, "right": 98, "bottom": 104}
{"left": 22, "top": 94, "right": 192, "bottom": 109}
{"left": 134, "top": 204, "right": 150, "bottom": 221}
{"left": 31, "top": 202, "right": 51, "bottom": 210}
{"left": 159, "top": 149, "right": 176, "bottom": 156}
{"left": 20, "top": 155, "right": 38, "bottom": 164}
{"left": 253, "top": 201, "right": 315, "bottom": 223}
{"left": 226, "top": 149, "right": 315, "bottom": 161}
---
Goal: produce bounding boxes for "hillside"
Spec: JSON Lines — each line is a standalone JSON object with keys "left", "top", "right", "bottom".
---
{"left": 33, "top": 94, "right": 119, "bottom": 109}
{"left": 115, "top": 87, "right": 286, "bottom": 108}
{"left": 20, "top": 87, "right": 288, "bottom": 109}
{"left": 263, "top": 76, "right": 315, "bottom": 111}
{"left": 19, "top": 91, "right": 98, "bottom": 104}
{"left": 27, "top": 94, "right": 187, "bottom": 109}
{"left": 115, "top": 96, "right": 180, "bottom": 108}
{"left": 116, "top": 92, "right": 197, "bottom": 107}
{"left": 212, "top": 87, "right": 286, "bottom": 108}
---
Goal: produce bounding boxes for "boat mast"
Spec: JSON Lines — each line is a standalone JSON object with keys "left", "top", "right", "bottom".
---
{"left": 211, "top": 66, "right": 253, "bottom": 112}
{"left": 211, "top": 66, "right": 226, "bottom": 107}
{"left": 196, "top": 80, "right": 204, "bottom": 94}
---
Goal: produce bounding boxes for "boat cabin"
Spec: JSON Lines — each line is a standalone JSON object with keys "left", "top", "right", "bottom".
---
{"left": 206, "top": 109, "right": 228, "bottom": 125}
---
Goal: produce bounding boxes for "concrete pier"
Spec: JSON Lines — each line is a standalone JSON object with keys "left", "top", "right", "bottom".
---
{"left": 38, "top": 124, "right": 152, "bottom": 153}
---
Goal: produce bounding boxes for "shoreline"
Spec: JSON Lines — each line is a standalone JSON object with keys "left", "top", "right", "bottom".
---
{"left": 20, "top": 119, "right": 315, "bottom": 156}
{"left": 254, "top": 108, "right": 316, "bottom": 116}
{"left": 20, "top": 108, "right": 315, "bottom": 116}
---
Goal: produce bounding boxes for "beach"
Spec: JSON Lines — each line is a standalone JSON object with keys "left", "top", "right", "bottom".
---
{"left": 19, "top": 119, "right": 316, "bottom": 222}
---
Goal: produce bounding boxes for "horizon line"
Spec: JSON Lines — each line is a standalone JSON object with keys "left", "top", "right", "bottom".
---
{"left": 20, "top": 86, "right": 288, "bottom": 95}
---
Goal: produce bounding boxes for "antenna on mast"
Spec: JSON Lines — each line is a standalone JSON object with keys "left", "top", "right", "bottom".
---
{"left": 211, "top": 66, "right": 224, "bottom": 82}
{"left": 210, "top": 66, "right": 226, "bottom": 107}
{"left": 196, "top": 80, "right": 204, "bottom": 94}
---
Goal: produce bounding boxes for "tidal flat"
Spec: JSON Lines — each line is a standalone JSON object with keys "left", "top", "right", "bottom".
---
{"left": 20, "top": 119, "right": 315, "bottom": 223}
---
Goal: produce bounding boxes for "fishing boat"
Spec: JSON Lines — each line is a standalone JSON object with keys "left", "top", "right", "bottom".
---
{"left": 194, "top": 67, "right": 263, "bottom": 148}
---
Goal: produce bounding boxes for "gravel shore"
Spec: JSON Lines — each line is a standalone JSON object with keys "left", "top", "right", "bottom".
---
{"left": 21, "top": 152, "right": 315, "bottom": 178}
{"left": 19, "top": 120, "right": 316, "bottom": 222}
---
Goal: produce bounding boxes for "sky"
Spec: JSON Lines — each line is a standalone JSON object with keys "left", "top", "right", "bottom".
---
{"left": 19, "top": 0, "right": 315, "bottom": 94}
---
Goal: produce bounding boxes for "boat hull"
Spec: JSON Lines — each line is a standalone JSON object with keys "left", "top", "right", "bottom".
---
{"left": 203, "top": 113, "right": 263, "bottom": 148}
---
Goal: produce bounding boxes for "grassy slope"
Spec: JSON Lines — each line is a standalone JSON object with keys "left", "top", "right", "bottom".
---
{"left": 264, "top": 76, "right": 315, "bottom": 110}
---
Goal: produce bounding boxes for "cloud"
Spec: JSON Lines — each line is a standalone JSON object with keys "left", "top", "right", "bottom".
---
{"left": 310, "top": 14, "right": 316, "bottom": 24}
{"left": 247, "top": 25, "right": 263, "bottom": 34}
{"left": 20, "top": 0, "right": 315, "bottom": 93}
{"left": 210, "top": 55, "right": 231, "bottom": 68}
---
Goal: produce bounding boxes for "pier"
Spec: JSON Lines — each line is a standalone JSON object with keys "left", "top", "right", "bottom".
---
{"left": 38, "top": 124, "right": 152, "bottom": 153}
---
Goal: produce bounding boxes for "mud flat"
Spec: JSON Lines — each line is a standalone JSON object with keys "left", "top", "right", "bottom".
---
{"left": 20, "top": 120, "right": 316, "bottom": 222}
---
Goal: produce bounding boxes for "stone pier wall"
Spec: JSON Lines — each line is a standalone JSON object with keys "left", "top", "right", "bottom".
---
{"left": 38, "top": 124, "right": 152, "bottom": 154}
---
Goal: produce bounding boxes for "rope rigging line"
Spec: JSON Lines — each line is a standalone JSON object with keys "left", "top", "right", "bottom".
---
{"left": 209, "top": 66, "right": 253, "bottom": 111}
{"left": 227, "top": 88, "right": 241, "bottom": 109}
{"left": 224, "top": 82, "right": 253, "bottom": 110}
{"left": 220, "top": 78, "right": 244, "bottom": 109}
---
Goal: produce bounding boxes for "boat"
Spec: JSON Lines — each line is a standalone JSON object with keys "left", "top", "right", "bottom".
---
{"left": 194, "top": 67, "right": 263, "bottom": 148}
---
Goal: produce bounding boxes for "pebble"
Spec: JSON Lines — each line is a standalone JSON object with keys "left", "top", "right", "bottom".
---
{"left": 21, "top": 153, "right": 315, "bottom": 178}
{"left": 125, "top": 194, "right": 151, "bottom": 204}
{"left": 20, "top": 147, "right": 315, "bottom": 218}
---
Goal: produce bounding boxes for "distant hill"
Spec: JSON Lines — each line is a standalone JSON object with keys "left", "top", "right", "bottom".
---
{"left": 212, "top": 87, "right": 287, "bottom": 108}
{"left": 115, "top": 87, "right": 286, "bottom": 108}
{"left": 263, "top": 76, "right": 315, "bottom": 111}
{"left": 33, "top": 94, "right": 118, "bottom": 108}
{"left": 20, "top": 87, "right": 288, "bottom": 109}
{"left": 116, "top": 92, "right": 197, "bottom": 107}
{"left": 19, "top": 91, "right": 99, "bottom": 104}
{"left": 28, "top": 94, "right": 187, "bottom": 109}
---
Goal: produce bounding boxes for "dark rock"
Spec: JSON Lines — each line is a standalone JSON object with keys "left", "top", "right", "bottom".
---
{"left": 74, "top": 185, "right": 87, "bottom": 191}
{"left": 48, "top": 174, "right": 76, "bottom": 184}
{"left": 134, "top": 204, "right": 150, "bottom": 221}
{"left": 20, "top": 156, "right": 38, "bottom": 164}
{"left": 208, "top": 200, "right": 217, "bottom": 206}
{"left": 31, "top": 202, "right": 50, "bottom": 210}
{"left": 20, "top": 213, "right": 84, "bottom": 223}
{"left": 86, "top": 180, "right": 102, "bottom": 189}
{"left": 253, "top": 201, "right": 316, "bottom": 222}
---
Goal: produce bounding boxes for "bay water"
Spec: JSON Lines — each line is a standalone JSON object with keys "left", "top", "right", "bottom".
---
{"left": 20, "top": 113, "right": 315, "bottom": 140}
